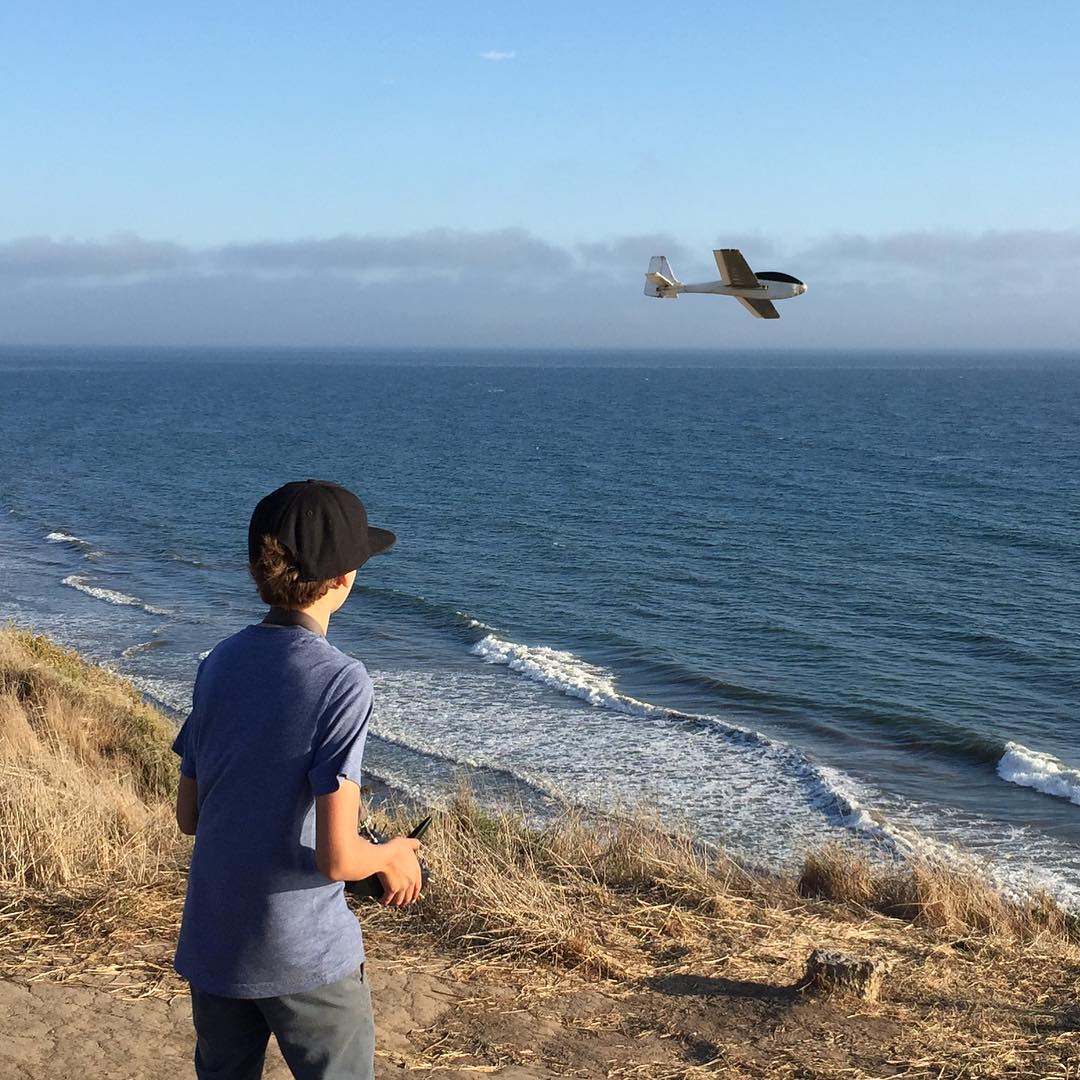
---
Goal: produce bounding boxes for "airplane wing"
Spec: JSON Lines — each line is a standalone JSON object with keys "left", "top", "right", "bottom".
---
{"left": 713, "top": 248, "right": 760, "bottom": 288}
{"left": 735, "top": 296, "right": 780, "bottom": 319}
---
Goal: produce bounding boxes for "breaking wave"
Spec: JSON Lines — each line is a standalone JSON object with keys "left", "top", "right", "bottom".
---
{"left": 120, "top": 638, "right": 167, "bottom": 659}
{"left": 46, "top": 531, "right": 103, "bottom": 559}
{"left": 469, "top": 633, "right": 868, "bottom": 821}
{"left": 126, "top": 673, "right": 191, "bottom": 715}
{"left": 470, "top": 633, "right": 776, "bottom": 744}
{"left": 997, "top": 742, "right": 1080, "bottom": 806}
{"left": 62, "top": 574, "right": 173, "bottom": 617}
{"left": 467, "top": 633, "right": 1080, "bottom": 904}
{"left": 370, "top": 724, "right": 567, "bottom": 803}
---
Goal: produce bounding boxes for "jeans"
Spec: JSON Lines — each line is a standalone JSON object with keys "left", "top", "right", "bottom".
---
{"left": 187, "top": 963, "right": 374, "bottom": 1080}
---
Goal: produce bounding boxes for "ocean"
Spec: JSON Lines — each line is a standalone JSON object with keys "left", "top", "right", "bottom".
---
{"left": 2, "top": 347, "right": 1079, "bottom": 907}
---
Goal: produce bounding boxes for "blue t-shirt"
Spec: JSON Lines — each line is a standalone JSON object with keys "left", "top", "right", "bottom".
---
{"left": 171, "top": 622, "right": 372, "bottom": 998}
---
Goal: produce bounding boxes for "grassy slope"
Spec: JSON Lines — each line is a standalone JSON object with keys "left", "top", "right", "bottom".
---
{"left": 1, "top": 626, "right": 1077, "bottom": 1079}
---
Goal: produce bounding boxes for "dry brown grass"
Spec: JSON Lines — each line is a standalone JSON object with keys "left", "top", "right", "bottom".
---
{"left": 0, "top": 628, "right": 185, "bottom": 892}
{"left": 799, "top": 842, "right": 1077, "bottom": 943}
{"left": 2, "top": 625, "right": 1079, "bottom": 1078}
{"left": 379, "top": 787, "right": 783, "bottom": 981}
{"left": 0, "top": 627, "right": 177, "bottom": 798}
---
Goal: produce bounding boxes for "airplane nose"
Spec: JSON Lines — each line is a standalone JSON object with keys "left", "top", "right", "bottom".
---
{"left": 798, "top": 284, "right": 808, "bottom": 295}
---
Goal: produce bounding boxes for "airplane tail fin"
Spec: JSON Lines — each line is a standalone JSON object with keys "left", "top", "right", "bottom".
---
{"left": 644, "top": 255, "right": 680, "bottom": 298}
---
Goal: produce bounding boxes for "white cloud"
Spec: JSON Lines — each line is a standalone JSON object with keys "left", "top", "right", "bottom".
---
{"left": 0, "top": 234, "right": 190, "bottom": 279}
{"left": 479, "top": 50, "right": 515, "bottom": 62}
{"left": 2, "top": 228, "right": 1079, "bottom": 348}
{"left": 5, "top": 228, "right": 1079, "bottom": 292}
{"left": 0, "top": 228, "right": 572, "bottom": 283}
{"left": 216, "top": 228, "right": 571, "bottom": 276}
{"left": 800, "top": 229, "right": 1080, "bottom": 269}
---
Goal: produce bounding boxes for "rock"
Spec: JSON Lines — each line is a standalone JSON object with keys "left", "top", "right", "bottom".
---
{"left": 800, "top": 949, "right": 895, "bottom": 1001}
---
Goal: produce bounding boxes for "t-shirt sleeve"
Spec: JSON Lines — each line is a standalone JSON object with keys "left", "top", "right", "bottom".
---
{"left": 307, "top": 664, "right": 373, "bottom": 797}
{"left": 171, "top": 716, "right": 198, "bottom": 779}
{"left": 171, "top": 659, "right": 205, "bottom": 779}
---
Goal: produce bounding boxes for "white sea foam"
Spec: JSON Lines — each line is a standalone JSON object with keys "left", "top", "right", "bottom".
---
{"left": 463, "top": 633, "right": 1060, "bottom": 886}
{"left": 370, "top": 719, "right": 572, "bottom": 803}
{"left": 374, "top": 657, "right": 894, "bottom": 881}
{"left": 62, "top": 574, "right": 173, "bottom": 618}
{"left": 63, "top": 574, "right": 141, "bottom": 607}
{"left": 120, "top": 639, "right": 164, "bottom": 659}
{"left": 478, "top": 647, "right": 1074, "bottom": 898}
{"left": 458, "top": 612, "right": 497, "bottom": 633}
{"left": 468, "top": 634, "right": 865, "bottom": 816}
{"left": 126, "top": 673, "right": 192, "bottom": 715}
{"left": 997, "top": 741, "right": 1080, "bottom": 806}
{"left": 46, "top": 531, "right": 104, "bottom": 558}
{"left": 471, "top": 634, "right": 673, "bottom": 718}
{"left": 47, "top": 531, "right": 85, "bottom": 544}
{"left": 471, "top": 633, "right": 771, "bottom": 749}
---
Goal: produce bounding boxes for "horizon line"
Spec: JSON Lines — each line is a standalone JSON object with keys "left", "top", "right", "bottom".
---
{"left": 3, "top": 343, "right": 1080, "bottom": 354}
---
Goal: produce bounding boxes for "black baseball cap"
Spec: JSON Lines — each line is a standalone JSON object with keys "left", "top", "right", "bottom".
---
{"left": 248, "top": 479, "right": 396, "bottom": 582}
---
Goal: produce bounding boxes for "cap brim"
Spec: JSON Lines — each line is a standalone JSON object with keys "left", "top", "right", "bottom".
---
{"left": 367, "top": 526, "right": 396, "bottom": 557}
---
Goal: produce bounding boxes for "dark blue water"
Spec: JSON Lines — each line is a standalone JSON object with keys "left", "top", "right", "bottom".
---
{"left": 3, "top": 348, "right": 1079, "bottom": 904}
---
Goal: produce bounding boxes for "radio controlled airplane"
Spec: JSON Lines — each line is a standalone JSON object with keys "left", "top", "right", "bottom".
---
{"left": 644, "top": 248, "right": 807, "bottom": 319}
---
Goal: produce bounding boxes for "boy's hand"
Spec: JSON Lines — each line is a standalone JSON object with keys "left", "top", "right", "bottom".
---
{"left": 377, "top": 837, "right": 424, "bottom": 907}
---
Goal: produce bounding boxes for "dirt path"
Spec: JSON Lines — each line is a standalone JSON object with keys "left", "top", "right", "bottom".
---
{"left": 0, "top": 953, "right": 906, "bottom": 1080}
{"left": 0, "top": 961, "right": 549, "bottom": 1080}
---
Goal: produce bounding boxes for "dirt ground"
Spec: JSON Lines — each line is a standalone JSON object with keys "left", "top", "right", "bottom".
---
{"left": 0, "top": 920, "right": 900, "bottom": 1080}
{"left": 0, "top": 965, "right": 898, "bottom": 1080}
{"left": 0, "top": 925, "right": 965, "bottom": 1080}
{"left": 0, "top": 955, "right": 668, "bottom": 1080}
{"left": 0, "top": 957, "right": 476, "bottom": 1080}
{"left": 4, "top": 917, "right": 1080, "bottom": 1080}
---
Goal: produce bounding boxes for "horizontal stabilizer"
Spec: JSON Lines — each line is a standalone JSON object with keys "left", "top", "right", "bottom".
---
{"left": 645, "top": 272, "right": 678, "bottom": 298}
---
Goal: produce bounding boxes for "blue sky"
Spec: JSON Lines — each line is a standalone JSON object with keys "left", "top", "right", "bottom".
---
{"left": 2, "top": 3, "right": 1078, "bottom": 347}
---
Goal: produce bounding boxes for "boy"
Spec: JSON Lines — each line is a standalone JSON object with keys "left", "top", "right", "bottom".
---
{"left": 171, "top": 479, "right": 423, "bottom": 1080}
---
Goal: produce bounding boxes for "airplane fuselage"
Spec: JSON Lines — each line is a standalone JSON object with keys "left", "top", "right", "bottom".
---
{"left": 674, "top": 280, "right": 806, "bottom": 300}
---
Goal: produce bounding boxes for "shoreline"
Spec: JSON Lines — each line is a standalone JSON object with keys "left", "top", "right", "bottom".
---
{"left": 125, "top": 634, "right": 1080, "bottom": 916}
{"left": 7, "top": 585, "right": 1080, "bottom": 915}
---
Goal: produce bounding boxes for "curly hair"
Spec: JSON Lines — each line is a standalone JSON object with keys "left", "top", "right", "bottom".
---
{"left": 249, "top": 534, "right": 335, "bottom": 608}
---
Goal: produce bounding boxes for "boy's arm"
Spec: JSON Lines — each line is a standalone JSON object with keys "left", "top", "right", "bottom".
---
{"left": 176, "top": 774, "right": 199, "bottom": 835}
{"left": 315, "top": 779, "right": 422, "bottom": 905}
